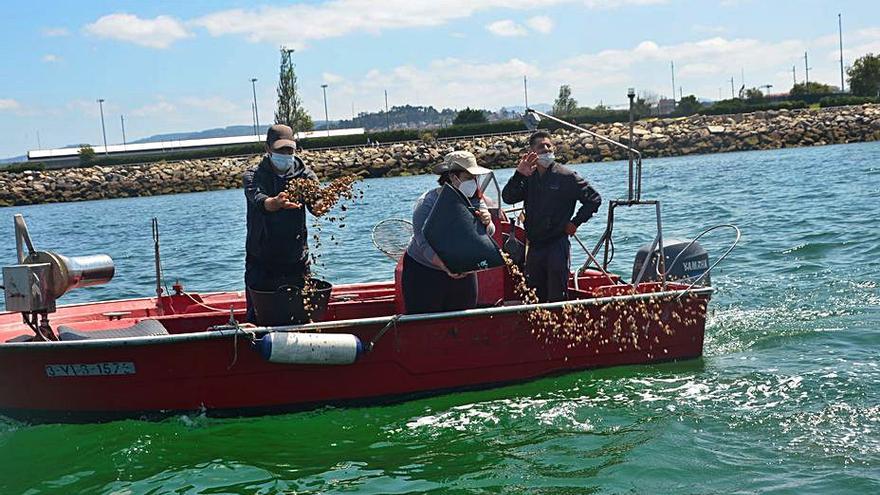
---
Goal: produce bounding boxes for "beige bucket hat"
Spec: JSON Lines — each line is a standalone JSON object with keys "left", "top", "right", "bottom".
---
{"left": 432, "top": 150, "right": 492, "bottom": 175}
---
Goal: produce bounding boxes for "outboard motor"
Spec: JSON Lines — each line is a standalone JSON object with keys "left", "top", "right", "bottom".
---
{"left": 632, "top": 238, "right": 710, "bottom": 286}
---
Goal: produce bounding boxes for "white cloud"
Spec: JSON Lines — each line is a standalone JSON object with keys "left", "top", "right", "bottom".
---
{"left": 0, "top": 99, "right": 21, "bottom": 111}
{"left": 180, "top": 96, "right": 238, "bottom": 114}
{"left": 132, "top": 100, "right": 176, "bottom": 117}
{"left": 81, "top": 1, "right": 667, "bottom": 50}
{"left": 526, "top": 16, "right": 554, "bottom": 34}
{"left": 349, "top": 57, "right": 539, "bottom": 112}
{"left": 333, "top": 28, "right": 880, "bottom": 113}
{"left": 322, "top": 72, "right": 345, "bottom": 84}
{"left": 678, "top": 62, "right": 722, "bottom": 77}
{"left": 42, "top": 54, "right": 61, "bottom": 63}
{"left": 189, "top": 0, "right": 658, "bottom": 48}
{"left": 66, "top": 99, "right": 99, "bottom": 115}
{"left": 41, "top": 27, "right": 69, "bottom": 37}
{"left": 558, "top": 37, "right": 806, "bottom": 76}
{"left": 583, "top": 0, "right": 668, "bottom": 8}
{"left": 487, "top": 20, "right": 528, "bottom": 37}
{"left": 85, "top": 13, "right": 192, "bottom": 49}
{"left": 692, "top": 24, "right": 728, "bottom": 34}
{"left": 838, "top": 28, "right": 880, "bottom": 62}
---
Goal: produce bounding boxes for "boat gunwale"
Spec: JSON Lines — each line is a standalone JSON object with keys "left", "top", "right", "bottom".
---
{"left": 0, "top": 286, "right": 713, "bottom": 350}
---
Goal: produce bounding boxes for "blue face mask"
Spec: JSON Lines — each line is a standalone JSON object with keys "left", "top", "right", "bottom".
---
{"left": 270, "top": 152, "right": 296, "bottom": 173}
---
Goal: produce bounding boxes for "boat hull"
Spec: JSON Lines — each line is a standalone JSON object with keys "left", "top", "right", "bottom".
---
{"left": 0, "top": 287, "right": 709, "bottom": 423}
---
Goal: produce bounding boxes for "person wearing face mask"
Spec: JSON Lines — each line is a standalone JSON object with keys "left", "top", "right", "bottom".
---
{"left": 501, "top": 130, "right": 602, "bottom": 303}
{"left": 402, "top": 151, "right": 496, "bottom": 314}
{"left": 242, "top": 124, "right": 323, "bottom": 323}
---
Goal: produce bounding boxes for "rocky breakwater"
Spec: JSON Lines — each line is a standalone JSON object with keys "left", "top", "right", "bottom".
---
{"left": 1, "top": 104, "right": 878, "bottom": 207}
{"left": 0, "top": 156, "right": 260, "bottom": 207}
{"left": 301, "top": 103, "right": 880, "bottom": 175}
{"left": 576, "top": 103, "right": 880, "bottom": 162}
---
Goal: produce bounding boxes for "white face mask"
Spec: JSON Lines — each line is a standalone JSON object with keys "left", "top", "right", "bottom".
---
{"left": 270, "top": 152, "right": 296, "bottom": 173}
{"left": 455, "top": 177, "right": 479, "bottom": 198}
{"left": 537, "top": 152, "right": 555, "bottom": 167}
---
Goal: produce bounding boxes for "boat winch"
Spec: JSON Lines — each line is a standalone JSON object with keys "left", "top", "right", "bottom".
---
{"left": 2, "top": 214, "right": 114, "bottom": 339}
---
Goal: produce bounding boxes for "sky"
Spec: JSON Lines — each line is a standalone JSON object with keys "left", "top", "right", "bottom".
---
{"left": 1, "top": 0, "right": 879, "bottom": 159}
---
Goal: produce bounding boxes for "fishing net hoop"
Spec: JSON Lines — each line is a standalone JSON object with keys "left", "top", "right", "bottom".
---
{"left": 371, "top": 219, "right": 413, "bottom": 261}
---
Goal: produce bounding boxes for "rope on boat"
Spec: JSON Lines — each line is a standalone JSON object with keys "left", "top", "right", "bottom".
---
{"left": 182, "top": 291, "right": 239, "bottom": 313}
{"left": 366, "top": 314, "right": 401, "bottom": 352}
{"left": 673, "top": 224, "right": 742, "bottom": 301}
{"left": 225, "top": 306, "right": 255, "bottom": 369}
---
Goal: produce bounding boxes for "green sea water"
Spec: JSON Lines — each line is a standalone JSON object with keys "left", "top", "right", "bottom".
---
{"left": 1, "top": 142, "right": 878, "bottom": 494}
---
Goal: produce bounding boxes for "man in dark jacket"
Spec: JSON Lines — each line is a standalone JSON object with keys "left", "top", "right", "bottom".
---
{"left": 243, "top": 124, "right": 321, "bottom": 322}
{"left": 502, "top": 130, "right": 602, "bottom": 302}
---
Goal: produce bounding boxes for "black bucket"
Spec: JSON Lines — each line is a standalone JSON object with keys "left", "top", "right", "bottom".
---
{"left": 248, "top": 278, "right": 333, "bottom": 326}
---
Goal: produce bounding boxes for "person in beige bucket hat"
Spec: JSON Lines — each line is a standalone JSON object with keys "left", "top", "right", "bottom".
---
{"left": 432, "top": 150, "right": 493, "bottom": 176}
{"left": 401, "top": 150, "right": 496, "bottom": 314}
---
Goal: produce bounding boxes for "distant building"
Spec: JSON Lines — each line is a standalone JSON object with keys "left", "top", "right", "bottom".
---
{"left": 656, "top": 98, "right": 676, "bottom": 116}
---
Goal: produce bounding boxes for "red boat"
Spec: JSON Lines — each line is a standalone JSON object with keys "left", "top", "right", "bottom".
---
{"left": 0, "top": 110, "right": 734, "bottom": 424}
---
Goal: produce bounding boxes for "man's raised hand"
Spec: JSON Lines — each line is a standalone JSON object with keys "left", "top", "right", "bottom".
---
{"left": 516, "top": 152, "right": 538, "bottom": 177}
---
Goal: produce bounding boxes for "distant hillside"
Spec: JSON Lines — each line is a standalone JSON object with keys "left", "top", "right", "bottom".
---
{"left": 131, "top": 125, "right": 271, "bottom": 144}
{"left": 0, "top": 155, "right": 26, "bottom": 164}
{"left": 334, "top": 103, "right": 550, "bottom": 133}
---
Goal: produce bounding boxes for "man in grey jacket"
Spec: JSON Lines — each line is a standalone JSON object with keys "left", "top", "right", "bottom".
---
{"left": 502, "top": 131, "right": 602, "bottom": 302}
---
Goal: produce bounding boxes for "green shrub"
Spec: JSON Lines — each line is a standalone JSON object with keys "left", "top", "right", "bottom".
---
{"left": 78, "top": 144, "right": 95, "bottom": 165}
{"left": 1, "top": 162, "right": 45, "bottom": 173}
{"left": 299, "top": 129, "right": 420, "bottom": 149}
{"left": 698, "top": 99, "right": 808, "bottom": 116}
{"left": 453, "top": 107, "right": 489, "bottom": 125}
{"left": 436, "top": 120, "right": 527, "bottom": 138}
{"left": 818, "top": 95, "right": 879, "bottom": 107}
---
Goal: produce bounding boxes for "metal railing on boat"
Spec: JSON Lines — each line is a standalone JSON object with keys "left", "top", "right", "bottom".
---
{"left": 0, "top": 286, "right": 714, "bottom": 349}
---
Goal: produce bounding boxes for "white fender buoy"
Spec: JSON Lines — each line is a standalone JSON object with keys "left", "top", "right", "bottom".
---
{"left": 257, "top": 332, "right": 363, "bottom": 365}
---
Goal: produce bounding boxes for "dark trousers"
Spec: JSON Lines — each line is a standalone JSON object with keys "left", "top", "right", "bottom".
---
{"left": 401, "top": 253, "right": 477, "bottom": 314}
{"left": 245, "top": 258, "right": 308, "bottom": 323}
{"left": 526, "top": 236, "right": 571, "bottom": 303}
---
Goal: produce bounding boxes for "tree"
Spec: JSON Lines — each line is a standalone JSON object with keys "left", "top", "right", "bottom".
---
{"left": 275, "top": 48, "right": 313, "bottom": 133}
{"left": 674, "top": 95, "right": 702, "bottom": 116}
{"left": 744, "top": 88, "right": 764, "bottom": 102}
{"left": 790, "top": 81, "right": 835, "bottom": 96}
{"left": 552, "top": 84, "right": 578, "bottom": 117}
{"left": 453, "top": 107, "right": 488, "bottom": 125}
{"left": 78, "top": 144, "right": 95, "bottom": 165}
{"left": 847, "top": 53, "right": 880, "bottom": 97}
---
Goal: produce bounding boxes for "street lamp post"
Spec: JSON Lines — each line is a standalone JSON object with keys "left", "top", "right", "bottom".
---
{"left": 627, "top": 88, "right": 635, "bottom": 201}
{"left": 97, "top": 99, "right": 108, "bottom": 155}
{"left": 250, "top": 78, "right": 260, "bottom": 136}
{"left": 384, "top": 90, "right": 390, "bottom": 131}
{"left": 321, "top": 84, "right": 330, "bottom": 137}
{"left": 838, "top": 13, "right": 845, "bottom": 92}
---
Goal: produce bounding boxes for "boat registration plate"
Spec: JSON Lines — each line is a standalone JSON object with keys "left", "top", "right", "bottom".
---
{"left": 45, "top": 362, "right": 136, "bottom": 377}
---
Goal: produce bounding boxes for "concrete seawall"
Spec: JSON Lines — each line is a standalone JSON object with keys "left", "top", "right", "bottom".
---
{"left": 2, "top": 104, "right": 879, "bottom": 207}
